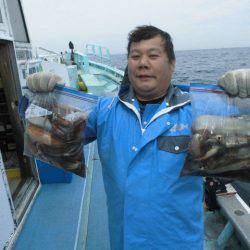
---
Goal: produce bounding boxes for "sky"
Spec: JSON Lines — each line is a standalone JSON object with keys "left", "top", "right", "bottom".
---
{"left": 22, "top": 0, "right": 250, "bottom": 54}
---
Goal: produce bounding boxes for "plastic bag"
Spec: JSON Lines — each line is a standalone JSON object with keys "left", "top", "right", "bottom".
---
{"left": 181, "top": 83, "right": 250, "bottom": 183}
{"left": 23, "top": 87, "right": 96, "bottom": 177}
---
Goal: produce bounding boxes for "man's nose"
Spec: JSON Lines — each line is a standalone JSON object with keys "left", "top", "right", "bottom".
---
{"left": 138, "top": 55, "right": 149, "bottom": 68}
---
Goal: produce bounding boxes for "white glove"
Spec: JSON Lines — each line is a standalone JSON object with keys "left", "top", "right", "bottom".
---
{"left": 27, "top": 72, "right": 64, "bottom": 92}
{"left": 218, "top": 69, "right": 250, "bottom": 98}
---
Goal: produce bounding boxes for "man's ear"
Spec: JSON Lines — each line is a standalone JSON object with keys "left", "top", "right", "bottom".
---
{"left": 170, "top": 60, "right": 176, "bottom": 73}
{"left": 121, "top": 65, "right": 130, "bottom": 85}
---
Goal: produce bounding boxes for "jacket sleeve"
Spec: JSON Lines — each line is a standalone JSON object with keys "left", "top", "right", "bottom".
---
{"left": 84, "top": 99, "right": 99, "bottom": 145}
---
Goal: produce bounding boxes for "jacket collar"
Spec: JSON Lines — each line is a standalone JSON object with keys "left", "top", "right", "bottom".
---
{"left": 118, "top": 78, "right": 190, "bottom": 110}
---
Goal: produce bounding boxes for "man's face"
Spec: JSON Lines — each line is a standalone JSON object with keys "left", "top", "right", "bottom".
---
{"left": 128, "top": 35, "right": 175, "bottom": 101}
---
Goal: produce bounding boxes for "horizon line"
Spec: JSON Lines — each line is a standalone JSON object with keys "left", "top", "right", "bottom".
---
{"left": 112, "top": 45, "right": 250, "bottom": 55}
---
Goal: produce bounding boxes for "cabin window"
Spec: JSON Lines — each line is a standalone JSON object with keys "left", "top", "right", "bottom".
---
{"left": 36, "top": 65, "right": 42, "bottom": 72}
{"left": 16, "top": 49, "right": 32, "bottom": 61}
{"left": 22, "top": 69, "right": 26, "bottom": 79}
{"left": 29, "top": 67, "right": 36, "bottom": 75}
{"left": 16, "top": 50, "right": 25, "bottom": 60}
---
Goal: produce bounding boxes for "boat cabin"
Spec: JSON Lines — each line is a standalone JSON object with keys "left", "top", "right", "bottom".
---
{"left": 0, "top": 1, "right": 40, "bottom": 248}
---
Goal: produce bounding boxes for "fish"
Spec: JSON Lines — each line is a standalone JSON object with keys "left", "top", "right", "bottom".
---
{"left": 36, "top": 144, "right": 85, "bottom": 177}
{"left": 27, "top": 116, "right": 52, "bottom": 131}
{"left": 27, "top": 124, "right": 62, "bottom": 146}
{"left": 181, "top": 115, "right": 250, "bottom": 182}
{"left": 24, "top": 98, "right": 88, "bottom": 177}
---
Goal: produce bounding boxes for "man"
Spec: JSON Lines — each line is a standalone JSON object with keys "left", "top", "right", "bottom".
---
{"left": 27, "top": 25, "right": 250, "bottom": 249}
{"left": 84, "top": 26, "right": 200, "bottom": 250}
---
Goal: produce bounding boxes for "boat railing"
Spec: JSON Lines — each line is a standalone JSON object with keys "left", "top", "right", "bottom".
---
{"left": 17, "top": 59, "right": 43, "bottom": 87}
{"left": 89, "top": 60, "right": 124, "bottom": 80}
{"left": 85, "top": 44, "right": 111, "bottom": 63}
{"left": 64, "top": 51, "right": 90, "bottom": 73}
{"left": 38, "top": 54, "right": 61, "bottom": 63}
{"left": 216, "top": 187, "right": 250, "bottom": 249}
{"left": 67, "top": 51, "right": 124, "bottom": 83}
{"left": 14, "top": 42, "right": 33, "bottom": 61}
{"left": 35, "top": 47, "right": 62, "bottom": 64}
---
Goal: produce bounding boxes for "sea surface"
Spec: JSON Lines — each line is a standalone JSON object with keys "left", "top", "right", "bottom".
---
{"left": 110, "top": 47, "right": 250, "bottom": 85}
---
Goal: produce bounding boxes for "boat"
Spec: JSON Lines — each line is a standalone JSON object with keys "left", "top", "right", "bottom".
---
{"left": 35, "top": 44, "right": 123, "bottom": 96}
{"left": 0, "top": 1, "right": 249, "bottom": 249}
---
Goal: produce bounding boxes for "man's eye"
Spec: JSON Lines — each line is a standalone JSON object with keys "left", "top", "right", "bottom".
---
{"left": 130, "top": 55, "right": 140, "bottom": 59}
{"left": 149, "top": 54, "right": 159, "bottom": 59}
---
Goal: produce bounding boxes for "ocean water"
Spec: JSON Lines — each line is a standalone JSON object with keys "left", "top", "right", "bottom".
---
{"left": 110, "top": 47, "right": 250, "bottom": 85}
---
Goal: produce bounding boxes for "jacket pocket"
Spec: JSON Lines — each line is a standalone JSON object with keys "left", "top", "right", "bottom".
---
{"left": 157, "top": 135, "right": 190, "bottom": 153}
{"left": 156, "top": 135, "right": 191, "bottom": 179}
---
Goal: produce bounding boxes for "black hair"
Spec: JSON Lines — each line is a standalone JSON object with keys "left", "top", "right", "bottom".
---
{"left": 127, "top": 25, "right": 175, "bottom": 62}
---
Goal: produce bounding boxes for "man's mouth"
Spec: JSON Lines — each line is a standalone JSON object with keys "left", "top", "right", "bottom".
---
{"left": 137, "top": 75, "right": 155, "bottom": 81}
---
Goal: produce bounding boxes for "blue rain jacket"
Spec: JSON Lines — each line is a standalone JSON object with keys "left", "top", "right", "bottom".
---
{"left": 85, "top": 84, "right": 204, "bottom": 250}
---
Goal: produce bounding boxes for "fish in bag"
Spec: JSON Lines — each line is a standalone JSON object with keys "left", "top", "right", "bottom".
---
{"left": 23, "top": 87, "right": 96, "bottom": 177}
{"left": 181, "top": 83, "right": 250, "bottom": 182}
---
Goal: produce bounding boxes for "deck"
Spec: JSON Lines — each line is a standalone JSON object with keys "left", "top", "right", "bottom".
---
{"left": 13, "top": 145, "right": 91, "bottom": 250}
